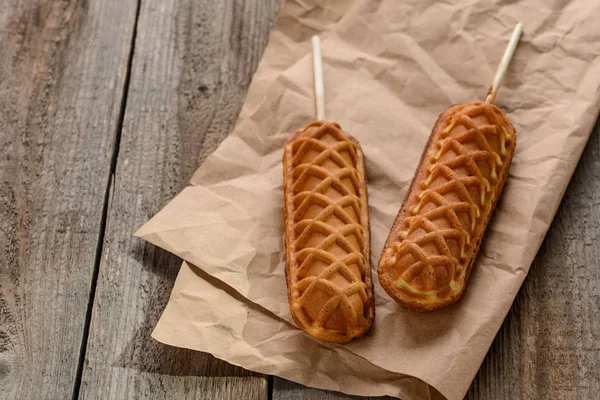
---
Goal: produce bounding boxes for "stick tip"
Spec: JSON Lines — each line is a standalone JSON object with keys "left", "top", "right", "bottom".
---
{"left": 514, "top": 22, "right": 524, "bottom": 37}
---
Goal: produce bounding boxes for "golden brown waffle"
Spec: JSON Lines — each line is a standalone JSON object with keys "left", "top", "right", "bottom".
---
{"left": 283, "top": 121, "right": 374, "bottom": 343}
{"left": 378, "top": 101, "right": 516, "bottom": 311}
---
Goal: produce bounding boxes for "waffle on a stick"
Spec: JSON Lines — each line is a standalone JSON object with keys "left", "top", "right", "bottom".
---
{"left": 378, "top": 102, "right": 516, "bottom": 311}
{"left": 283, "top": 121, "right": 375, "bottom": 342}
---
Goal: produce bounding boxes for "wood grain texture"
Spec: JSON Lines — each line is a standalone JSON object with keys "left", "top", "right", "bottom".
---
{"left": 0, "top": 0, "right": 137, "bottom": 398}
{"left": 79, "top": 0, "right": 281, "bottom": 398}
{"left": 467, "top": 122, "right": 600, "bottom": 399}
{"left": 274, "top": 379, "right": 395, "bottom": 400}
{"left": 1, "top": 0, "right": 597, "bottom": 399}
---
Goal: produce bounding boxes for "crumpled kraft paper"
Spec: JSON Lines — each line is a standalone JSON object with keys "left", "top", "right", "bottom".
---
{"left": 136, "top": 0, "right": 600, "bottom": 399}
{"left": 154, "top": 261, "right": 445, "bottom": 399}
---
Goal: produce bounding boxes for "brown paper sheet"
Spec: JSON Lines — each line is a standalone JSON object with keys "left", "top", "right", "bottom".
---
{"left": 136, "top": 0, "right": 600, "bottom": 398}
{"left": 155, "top": 261, "right": 445, "bottom": 399}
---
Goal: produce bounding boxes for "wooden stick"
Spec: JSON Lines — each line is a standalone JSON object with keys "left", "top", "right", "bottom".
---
{"left": 312, "top": 35, "right": 325, "bottom": 120}
{"left": 485, "top": 23, "right": 523, "bottom": 104}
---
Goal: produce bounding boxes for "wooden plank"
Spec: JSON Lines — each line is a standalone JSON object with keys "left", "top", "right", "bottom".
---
{"left": 0, "top": 0, "right": 137, "bottom": 398}
{"left": 273, "top": 379, "right": 395, "bottom": 400}
{"left": 79, "top": 0, "right": 281, "bottom": 398}
{"left": 467, "top": 121, "right": 600, "bottom": 398}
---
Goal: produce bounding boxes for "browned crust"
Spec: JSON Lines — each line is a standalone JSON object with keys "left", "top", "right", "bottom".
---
{"left": 377, "top": 103, "right": 516, "bottom": 311}
{"left": 283, "top": 121, "right": 375, "bottom": 342}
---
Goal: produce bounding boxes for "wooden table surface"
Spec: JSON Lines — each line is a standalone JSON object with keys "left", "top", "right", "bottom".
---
{"left": 1, "top": 1, "right": 598, "bottom": 399}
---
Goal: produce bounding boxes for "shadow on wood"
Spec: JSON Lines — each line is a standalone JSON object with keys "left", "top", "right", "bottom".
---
{"left": 114, "top": 241, "right": 261, "bottom": 377}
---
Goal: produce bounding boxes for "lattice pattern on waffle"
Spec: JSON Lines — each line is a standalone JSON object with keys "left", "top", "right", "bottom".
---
{"left": 287, "top": 121, "right": 370, "bottom": 336}
{"left": 380, "top": 102, "right": 515, "bottom": 301}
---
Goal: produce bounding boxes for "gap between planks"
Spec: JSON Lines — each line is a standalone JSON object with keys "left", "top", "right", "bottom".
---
{"left": 71, "top": 0, "right": 143, "bottom": 399}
